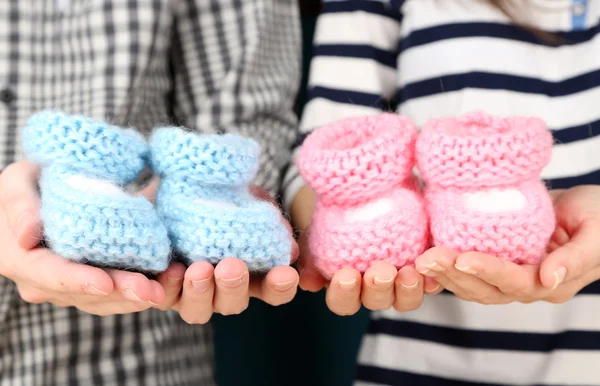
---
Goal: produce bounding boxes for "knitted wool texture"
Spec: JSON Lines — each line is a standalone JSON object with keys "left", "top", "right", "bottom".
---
{"left": 297, "top": 114, "right": 429, "bottom": 279}
{"left": 150, "top": 127, "right": 292, "bottom": 272}
{"left": 22, "top": 111, "right": 171, "bottom": 273}
{"left": 416, "top": 111, "right": 555, "bottom": 264}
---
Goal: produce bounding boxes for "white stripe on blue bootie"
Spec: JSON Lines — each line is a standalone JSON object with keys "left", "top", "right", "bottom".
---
{"left": 22, "top": 111, "right": 171, "bottom": 274}
{"left": 150, "top": 127, "right": 292, "bottom": 272}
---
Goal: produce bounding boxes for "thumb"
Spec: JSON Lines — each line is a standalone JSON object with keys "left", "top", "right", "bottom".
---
{"left": 539, "top": 221, "right": 600, "bottom": 289}
{"left": 0, "top": 162, "right": 43, "bottom": 250}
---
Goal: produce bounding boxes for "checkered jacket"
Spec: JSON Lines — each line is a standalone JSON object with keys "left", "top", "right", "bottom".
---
{"left": 0, "top": 0, "right": 300, "bottom": 384}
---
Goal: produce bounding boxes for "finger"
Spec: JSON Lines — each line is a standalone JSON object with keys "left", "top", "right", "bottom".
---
{"left": 361, "top": 261, "right": 397, "bottom": 311}
{"left": 77, "top": 300, "right": 151, "bottom": 316}
{"left": 249, "top": 185, "right": 276, "bottom": 204}
{"left": 176, "top": 261, "right": 215, "bottom": 324}
{"left": 17, "top": 249, "right": 114, "bottom": 295}
{"left": 136, "top": 176, "right": 160, "bottom": 203}
{"left": 0, "top": 161, "right": 43, "bottom": 249}
{"left": 394, "top": 266, "right": 424, "bottom": 311}
{"left": 281, "top": 219, "right": 299, "bottom": 265}
{"left": 16, "top": 283, "right": 53, "bottom": 304}
{"left": 417, "top": 247, "right": 506, "bottom": 304}
{"left": 298, "top": 260, "right": 327, "bottom": 292}
{"left": 149, "top": 280, "right": 167, "bottom": 306}
{"left": 433, "top": 269, "right": 507, "bottom": 304}
{"left": 249, "top": 265, "right": 298, "bottom": 306}
{"left": 550, "top": 226, "right": 571, "bottom": 248}
{"left": 547, "top": 223, "right": 571, "bottom": 254}
{"left": 455, "top": 252, "right": 542, "bottom": 298}
{"left": 415, "top": 247, "right": 459, "bottom": 278}
{"left": 325, "top": 268, "right": 362, "bottom": 316}
{"left": 540, "top": 222, "right": 600, "bottom": 289}
{"left": 297, "top": 233, "right": 327, "bottom": 292}
{"left": 213, "top": 258, "right": 250, "bottom": 315}
{"left": 423, "top": 276, "right": 442, "bottom": 295}
{"left": 155, "top": 262, "right": 186, "bottom": 310}
{"left": 106, "top": 269, "right": 162, "bottom": 304}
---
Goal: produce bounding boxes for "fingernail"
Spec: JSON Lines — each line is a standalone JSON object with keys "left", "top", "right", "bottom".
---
{"left": 416, "top": 267, "right": 430, "bottom": 275}
{"left": 373, "top": 276, "right": 394, "bottom": 286}
{"left": 338, "top": 278, "right": 357, "bottom": 291}
{"left": 425, "top": 262, "right": 446, "bottom": 272}
{"left": 425, "top": 284, "right": 441, "bottom": 294}
{"left": 272, "top": 280, "right": 296, "bottom": 291}
{"left": 416, "top": 268, "right": 436, "bottom": 277}
{"left": 455, "top": 265, "right": 478, "bottom": 275}
{"left": 218, "top": 272, "right": 248, "bottom": 288}
{"left": 122, "top": 289, "right": 143, "bottom": 302}
{"left": 401, "top": 281, "right": 419, "bottom": 290}
{"left": 192, "top": 278, "right": 212, "bottom": 292}
{"left": 83, "top": 283, "right": 108, "bottom": 296}
{"left": 552, "top": 266, "right": 567, "bottom": 290}
{"left": 167, "top": 276, "right": 183, "bottom": 285}
{"left": 149, "top": 301, "right": 160, "bottom": 306}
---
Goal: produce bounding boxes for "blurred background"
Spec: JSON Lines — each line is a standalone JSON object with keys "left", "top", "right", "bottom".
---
{"left": 212, "top": 1, "right": 372, "bottom": 385}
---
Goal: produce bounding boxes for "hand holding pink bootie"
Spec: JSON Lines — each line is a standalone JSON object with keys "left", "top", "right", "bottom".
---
{"left": 297, "top": 114, "right": 429, "bottom": 279}
{"left": 416, "top": 111, "right": 555, "bottom": 265}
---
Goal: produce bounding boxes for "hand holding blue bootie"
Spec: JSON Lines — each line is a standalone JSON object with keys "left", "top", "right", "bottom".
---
{"left": 22, "top": 111, "right": 171, "bottom": 273}
{"left": 150, "top": 127, "right": 292, "bottom": 272}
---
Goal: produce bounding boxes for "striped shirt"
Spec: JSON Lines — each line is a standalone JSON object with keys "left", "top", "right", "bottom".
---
{"left": 284, "top": 0, "right": 600, "bottom": 385}
{"left": 0, "top": 0, "right": 300, "bottom": 384}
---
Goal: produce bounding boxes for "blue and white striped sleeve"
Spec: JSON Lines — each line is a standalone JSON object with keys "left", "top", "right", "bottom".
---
{"left": 282, "top": 0, "right": 403, "bottom": 210}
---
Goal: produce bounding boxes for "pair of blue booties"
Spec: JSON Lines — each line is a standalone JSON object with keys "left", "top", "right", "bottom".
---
{"left": 22, "top": 111, "right": 292, "bottom": 274}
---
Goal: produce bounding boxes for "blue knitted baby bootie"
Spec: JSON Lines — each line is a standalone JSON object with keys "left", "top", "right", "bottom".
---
{"left": 22, "top": 111, "right": 171, "bottom": 273}
{"left": 150, "top": 127, "right": 292, "bottom": 272}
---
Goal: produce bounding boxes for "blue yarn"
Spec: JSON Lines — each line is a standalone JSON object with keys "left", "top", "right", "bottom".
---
{"left": 23, "top": 110, "right": 148, "bottom": 185}
{"left": 151, "top": 127, "right": 292, "bottom": 272}
{"left": 40, "top": 166, "right": 171, "bottom": 273}
{"left": 150, "top": 127, "right": 260, "bottom": 186}
{"left": 22, "top": 111, "right": 171, "bottom": 273}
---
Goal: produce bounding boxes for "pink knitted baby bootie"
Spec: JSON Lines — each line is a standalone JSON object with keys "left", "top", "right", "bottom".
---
{"left": 416, "top": 111, "right": 556, "bottom": 265}
{"left": 297, "top": 114, "right": 429, "bottom": 279}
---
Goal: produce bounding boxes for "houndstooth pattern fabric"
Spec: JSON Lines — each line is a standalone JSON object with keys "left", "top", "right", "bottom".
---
{"left": 0, "top": 0, "right": 300, "bottom": 384}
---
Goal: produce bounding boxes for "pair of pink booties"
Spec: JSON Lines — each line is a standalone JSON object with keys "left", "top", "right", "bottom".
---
{"left": 296, "top": 112, "right": 556, "bottom": 279}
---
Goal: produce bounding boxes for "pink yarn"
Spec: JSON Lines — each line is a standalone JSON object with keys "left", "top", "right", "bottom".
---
{"left": 297, "top": 114, "right": 417, "bottom": 206}
{"left": 416, "top": 111, "right": 556, "bottom": 264}
{"left": 297, "top": 114, "right": 429, "bottom": 279}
